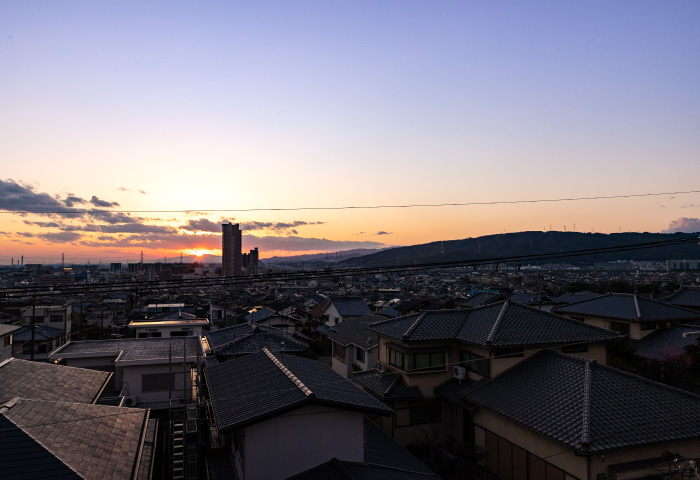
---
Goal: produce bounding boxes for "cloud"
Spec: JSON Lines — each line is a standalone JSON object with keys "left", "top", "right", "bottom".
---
{"left": 117, "top": 187, "right": 130, "bottom": 192}
{"left": 24, "top": 221, "right": 62, "bottom": 228}
{"left": 0, "top": 179, "right": 68, "bottom": 213}
{"left": 376, "top": 231, "right": 392, "bottom": 235}
{"left": 182, "top": 218, "right": 221, "bottom": 233}
{"left": 243, "top": 221, "right": 325, "bottom": 233}
{"left": 37, "top": 231, "right": 82, "bottom": 243}
{"left": 90, "top": 196, "right": 120, "bottom": 208}
{"left": 62, "top": 195, "right": 86, "bottom": 207}
{"left": 138, "top": 189, "right": 147, "bottom": 194}
{"left": 243, "top": 234, "right": 386, "bottom": 252}
{"left": 662, "top": 218, "right": 700, "bottom": 233}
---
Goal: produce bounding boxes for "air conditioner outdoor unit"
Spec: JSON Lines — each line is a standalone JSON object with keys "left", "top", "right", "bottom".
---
{"left": 122, "top": 396, "right": 137, "bottom": 407}
{"left": 377, "top": 361, "right": 386, "bottom": 373}
{"left": 452, "top": 365, "right": 467, "bottom": 381}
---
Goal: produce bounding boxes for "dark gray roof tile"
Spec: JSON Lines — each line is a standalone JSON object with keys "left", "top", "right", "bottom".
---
{"left": 464, "top": 350, "right": 700, "bottom": 453}
{"left": 369, "top": 301, "right": 620, "bottom": 347}
{"left": 0, "top": 358, "right": 110, "bottom": 404}
{"left": 553, "top": 294, "right": 700, "bottom": 323}
{"left": 330, "top": 297, "right": 372, "bottom": 317}
{"left": 206, "top": 349, "right": 392, "bottom": 433}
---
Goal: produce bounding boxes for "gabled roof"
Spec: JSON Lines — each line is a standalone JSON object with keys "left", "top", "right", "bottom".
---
{"left": 0, "top": 358, "right": 111, "bottom": 404}
{"left": 206, "top": 348, "right": 392, "bottom": 433}
{"left": 330, "top": 297, "right": 372, "bottom": 317}
{"left": 661, "top": 286, "right": 700, "bottom": 308}
{"left": 206, "top": 323, "right": 306, "bottom": 356}
{"left": 0, "top": 323, "right": 20, "bottom": 337}
{"left": 0, "top": 398, "right": 151, "bottom": 479}
{"left": 327, "top": 315, "right": 383, "bottom": 349}
{"left": 553, "top": 293, "right": 700, "bottom": 323}
{"left": 352, "top": 370, "right": 423, "bottom": 401}
{"left": 12, "top": 324, "right": 64, "bottom": 342}
{"left": 369, "top": 301, "right": 620, "bottom": 347}
{"left": 463, "top": 350, "right": 700, "bottom": 454}
{"left": 394, "top": 298, "right": 431, "bottom": 314}
{"left": 634, "top": 325, "right": 699, "bottom": 362}
{"left": 50, "top": 337, "right": 200, "bottom": 364}
{"left": 308, "top": 299, "right": 331, "bottom": 319}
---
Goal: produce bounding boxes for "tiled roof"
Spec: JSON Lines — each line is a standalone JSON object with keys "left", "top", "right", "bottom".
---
{"left": 463, "top": 350, "right": 700, "bottom": 453}
{"left": 0, "top": 413, "right": 81, "bottom": 479}
{"left": 661, "top": 287, "right": 700, "bottom": 308}
{"left": 50, "top": 337, "right": 200, "bottom": 363}
{"left": 206, "top": 349, "right": 392, "bottom": 433}
{"left": 459, "top": 292, "right": 504, "bottom": 308}
{"left": 378, "top": 306, "right": 399, "bottom": 318}
{"left": 0, "top": 358, "right": 111, "bottom": 404}
{"left": 244, "top": 309, "right": 274, "bottom": 323}
{"left": 507, "top": 293, "right": 537, "bottom": 305}
{"left": 352, "top": 369, "right": 422, "bottom": 401}
{"left": 206, "top": 323, "right": 306, "bottom": 356}
{"left": 634, "top": 325, "right": 699, "bottom": 361}
{"left": 309, "top": 299, "right": 331, "bottom": 319}
{"left": 12, "top": 324, "right": 64, "bottom": 341}
{"left": 327, "top": 315, "right": 383, "bottom": 349}
{"left": 330, "top": 297, "right": 372, "bottom": 317}
{"left": 369, "top": 301, "right": 620, "bottom": 347}
{"left": 553, "top": 293, "right": 700, "bottom": 322}
{"left": 1, "top": 398, "right": 149, "bottom": 479}
{"left": 394, "top": 298, "right": 430, "bottom": 314}
{"left": 0, "top": 323, "right": 20, "bottom": 337}
{"left": 552, "top": 292, "right": 601, "bottom": 305}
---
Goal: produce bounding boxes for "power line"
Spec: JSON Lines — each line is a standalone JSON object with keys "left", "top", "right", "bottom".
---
{"left": 1, "top": 234, "right": 697, "bottom": 298}
{"left": 0, "top": 189, "right": 697, "bottom": 215}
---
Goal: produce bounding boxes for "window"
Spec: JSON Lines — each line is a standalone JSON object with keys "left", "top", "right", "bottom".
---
{"left": 640, "top": 322, "right": 656, "bottom": 331}
{"left": 481, "top": 428, "right": 576, "bottom": 480}
{"left": 142, "top": 372, "right": 179, "bottom": 393}
{"left": 494, "top": 347, "right": 523, "bottom": 358}
{"left": 610, "top": 322, "right": 630, "bottom": 335}
{"left": 171, "top": 330, "right": 192, "bottom": 337}
{"left": 355, "top": 347, "right": 366, "bottom": 363}
{"left": 333, "top": 342, "right": 346, "bottom": 362}
{"left": 50, "top": 314, "right": 63, "bottom": 323}
{"left": 561, "top": 343, "right": 588, "bottom": 353}
{"left": 461, "top": 351, "right": 490, "bottom": 378}
{"left": 395, "top": 404, "right": 442, "bottom": 427}
{"left": 388, "top": 348, "right": 444, "bottom": 372}
{"left": 3, "top": 336, "right": 10, "bottom": 347}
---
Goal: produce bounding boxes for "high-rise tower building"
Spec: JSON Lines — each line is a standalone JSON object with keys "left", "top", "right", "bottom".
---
{"left": 222, "top": 223, "right": 242, "bottom": 277}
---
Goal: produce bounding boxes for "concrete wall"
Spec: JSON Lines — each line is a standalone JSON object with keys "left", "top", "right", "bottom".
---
{"left": 121, "top": 363, "right": 191, "bottom": 408}
{"left": 241, "top": 405, "right": 364, "bottom": 480}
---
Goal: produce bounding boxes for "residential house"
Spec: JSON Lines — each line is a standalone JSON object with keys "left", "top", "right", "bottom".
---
{"left": 128, "top": 317, "right": 210, "bottom": 338}
{"left": 364, "top": 301, "right": 621, "bottom": 445}
{"left": 50, "top": 337, "right": 201, "bottom": 409}
{"left": 661, "top": 286, "right": 700, "bottom": 312}
{"left": 204, "top": 322, "right": 307, "bottom": 361}
{"left": 553, "top": 293, "right": 700, "bottom": 339}
{"left": 0, "top": 323, "right": 20, "bottom": 362}
{"left": 20, "top": 304, "right": 71, "bottom": 338}
{"left": 11, "top": 324, "right": 65, "bottom": 361}
{"left": 461, "top": 350, "right": 700, "bottom": 480}
{"left": 204, "top": 348, "right": 395, "bottom": 480}
{"left": 328, "top": 314, "right": 382, "bottom": 378}
{"left": 321, "top": 296, "right": 372, "bottom": 327}
{"left": 0, "top": 357, "right": 156, "bottom": 480}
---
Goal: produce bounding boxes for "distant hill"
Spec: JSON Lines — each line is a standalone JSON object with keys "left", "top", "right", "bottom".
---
{"left": 341, "top": 231, "right": 700, "bottom": 268}
{"left": 264, "top": 248, "right": 392, "bottom": 265}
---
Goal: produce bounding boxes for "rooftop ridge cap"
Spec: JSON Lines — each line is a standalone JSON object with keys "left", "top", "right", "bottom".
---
{"left": 580, "top": 361, "right": 592, "bottom": 449}
{"left": 634, "top": 295, "right": 642, "bottom": 319}
{"left": 403, "top": 312, "right": 427, "bottom": 339}
{"left": 0, "top": 358, "right": 13, "bottom": 369}
{"left": 486, "top": 301, "right": 509, "bottom": 345}
{"left": 384, "top": 374, "right": 402, "bottom": 396}
{"left": 262, "top": 347, "right": 315, "bottom": 398}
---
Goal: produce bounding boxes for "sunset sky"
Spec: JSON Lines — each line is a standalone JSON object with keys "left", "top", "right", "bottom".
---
{"left": 1, "top": 1, "right": 699, "bottom": 264}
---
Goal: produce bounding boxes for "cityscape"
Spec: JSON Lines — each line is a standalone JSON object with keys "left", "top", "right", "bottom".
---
{"left": 2, "top": 1, "right": 700, "bottom": 479}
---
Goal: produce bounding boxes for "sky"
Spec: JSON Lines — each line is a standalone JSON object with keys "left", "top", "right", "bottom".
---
{"left": 1, "top": 1, "right": 699, "bottom": 264}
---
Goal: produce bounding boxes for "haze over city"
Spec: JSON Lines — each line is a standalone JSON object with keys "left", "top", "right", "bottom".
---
{"left": 1, "top": 1, "right": 699, "bottom": 264}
